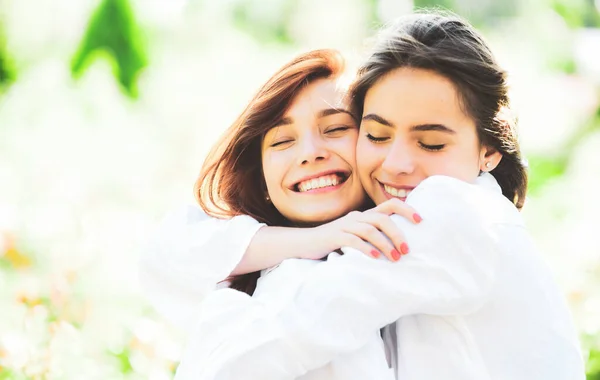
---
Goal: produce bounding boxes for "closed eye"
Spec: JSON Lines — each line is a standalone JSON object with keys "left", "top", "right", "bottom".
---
{"left": 326, "top": 125, "right": 352, "bottom": 134}
{"left": 419, "top": 142, "right": 445, "bottom": 151}
{"left": 366, "top": 133, "right": 389, "bottom": 143}
{"left": 271, "top": 139, "right": 293, "bottom": 147}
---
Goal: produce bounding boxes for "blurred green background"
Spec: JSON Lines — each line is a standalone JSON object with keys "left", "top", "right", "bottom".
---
{"left": 0, "top": 0, "right": 599, "bottom": 378}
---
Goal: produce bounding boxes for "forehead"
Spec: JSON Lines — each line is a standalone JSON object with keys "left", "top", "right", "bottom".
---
{"left": 363, "top": 68, "right": 469, "bottom": 123}
{"left": 286, "top": 78, "right": 348, "bottom": 115}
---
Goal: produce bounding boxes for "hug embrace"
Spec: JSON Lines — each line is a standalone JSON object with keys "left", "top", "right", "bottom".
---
{"left": 140, "top": 10, "right": 586, "bottom": 380}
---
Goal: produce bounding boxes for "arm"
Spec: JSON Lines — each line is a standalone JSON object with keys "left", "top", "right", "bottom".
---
{"left": 230, "top": 225, "right": 333, "bottom": 275}
{"left": 139, "top": 204, "right": 266, "bottom": 330}
{"left": 174, "top": 261, "right": 322, "bottom": 380}
{"left": 138, "top": 203, "right": 369, "bottom": 330}
{"left": 236, "top": 197, "right": 422, "bottom": 271}
{"left": 140, "top": 200, "right": 419, "bottom": 329}
{"left": 188, "top": 176, "right": 516, "bottom": 379}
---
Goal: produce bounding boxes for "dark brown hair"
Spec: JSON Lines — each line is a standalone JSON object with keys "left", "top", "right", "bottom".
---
{"left": 350, "top": 12, "right": 528, "bottom": 209}
{"left": 195, "top": 49, "right": 346, "bottom": 295}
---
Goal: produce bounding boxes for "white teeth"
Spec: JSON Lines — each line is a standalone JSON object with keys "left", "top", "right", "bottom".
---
{"left": 383, "top": 184, "right": 411, "bottom": 198}
{"left": 297, "top": 174, "right": 343, "bottom": 192}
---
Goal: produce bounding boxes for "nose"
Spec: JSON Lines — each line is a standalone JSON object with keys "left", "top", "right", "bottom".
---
{"left": 381, "top": 139, "right": 415, "bottom": 175}
{"left": 297, "top": 133, "right": 329, "bottom": 165}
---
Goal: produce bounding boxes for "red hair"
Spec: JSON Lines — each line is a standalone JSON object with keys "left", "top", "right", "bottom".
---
{"left": 195, "top": 49, "right": 346, "bottom": 295}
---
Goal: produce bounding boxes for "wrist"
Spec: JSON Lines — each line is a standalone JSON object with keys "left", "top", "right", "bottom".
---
{"left": 299, "top": 225, "right": 338, "bottom": 260}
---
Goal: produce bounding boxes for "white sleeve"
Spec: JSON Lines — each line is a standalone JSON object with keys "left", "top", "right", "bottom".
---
{"left": 138, "top": 204, "right": 265, "bottom": 331}
{"left": 175, "top": 286, "right": 395, "bottom": 380}
{"left": 176, "top": 176, "right": 513, "bottom": 379}
{"left": 175, "top": 260, "right": 323, "bottom": 380}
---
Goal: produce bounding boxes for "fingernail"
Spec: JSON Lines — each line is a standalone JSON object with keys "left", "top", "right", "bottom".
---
{"left": 391, "top": 249, "right": 401, "bottom": 261}
{"left": 400, "top": 243, "right": 410, "bottom": 255}
{"left": 413, "top": 213, "right": 422, "bottom": 223}
{"left": 371, "top": 250, "right": 380, "bottom": 258}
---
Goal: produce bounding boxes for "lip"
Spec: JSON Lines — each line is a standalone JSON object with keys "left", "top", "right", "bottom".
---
{"left": 377, "top": 180, "right": 416, "bottom": 201}
{"left": 288, "top": 169, "right": 350, "bottom": 191}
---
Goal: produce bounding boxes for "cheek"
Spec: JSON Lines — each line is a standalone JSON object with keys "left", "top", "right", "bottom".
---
{"left": 356, "top": 138, "right": 381, "bottom": 182}
{"left": 423, "top": 150, "right": 480, "bottom": 181}
{"left": 331, "top": 132, "right": 359, "bottom": 162}
{"left": 320, "top": 135, "right": 361, "bottom": 184}
{"left": 261, "top": 153, "right": 285, "bottom": 193}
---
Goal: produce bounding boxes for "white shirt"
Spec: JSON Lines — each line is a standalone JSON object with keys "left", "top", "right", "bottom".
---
{"left": 140, "top": 174, "right": 585, "bottom": 380}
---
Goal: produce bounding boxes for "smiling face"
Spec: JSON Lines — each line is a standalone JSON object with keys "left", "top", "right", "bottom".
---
{"left": 261, "top": 78, "right": 367, "bottom": 225}
{"left": 356, "top": 67, "right": 502, "bottom": 205}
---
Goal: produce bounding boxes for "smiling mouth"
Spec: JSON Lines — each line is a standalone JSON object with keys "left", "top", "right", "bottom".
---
{"left": 293, "top": 172, "right": 349, "bottom": 193}
{"left": 380, "top": 182, "right": 415, "bottom": 199}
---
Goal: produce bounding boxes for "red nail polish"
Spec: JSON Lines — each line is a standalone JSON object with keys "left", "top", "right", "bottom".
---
{"left": 400, "top": 243, "right": 410, "bottom": 255}
{"left": 371, "top": 250, "right": 380, "bottom": 258}
{"left": 413, "top": 213, "right": 422, "bottom": 223}
{"left": 391, "top": 249, "right": 401, "bottom": 261}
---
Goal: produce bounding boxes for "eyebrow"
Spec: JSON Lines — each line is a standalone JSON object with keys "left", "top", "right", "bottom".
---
{"left": 273, "top": 117, "right": 293, "bottom": 128}
{"left": 362, "top": 113, "right": 456, "bottom": 134}
{"left": 362, "top": 113, "right": 393, "bottom": 127}
{"left": 273, "top": 108, "right": 355, "bottom": 128}
{"left": 318, "top": 108, "right": 354, "bottom": 119}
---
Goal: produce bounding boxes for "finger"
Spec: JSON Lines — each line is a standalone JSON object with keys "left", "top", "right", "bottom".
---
{"left": 342, "top": 234, "right": 382, "bottom": 259}
{"left": 345, "top": 210, "right": 363, "bottom": 220}
{"left": 371, "top": 198, "right": 422, "bottom": 224}
{"left": 345, "top": 222, "right": 401, "bottom": 262}
{"left": 359, "top": 212, "right": 408, "bottom": 256}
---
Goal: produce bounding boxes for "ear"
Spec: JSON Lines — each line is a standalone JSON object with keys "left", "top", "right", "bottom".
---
{"left": 479, "top": 146, "right": 503, "bottom": 172}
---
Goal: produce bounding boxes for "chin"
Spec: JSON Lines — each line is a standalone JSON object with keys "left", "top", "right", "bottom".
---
{"left": 289, "top": 208, "right": 347, "bottom": 227}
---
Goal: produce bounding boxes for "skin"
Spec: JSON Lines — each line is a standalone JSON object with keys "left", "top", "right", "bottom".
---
{"left": 261, "top": 78, "right": 367, "bottom": 225}
{"left": 356, "top": 67, "right": 502, "bottom": 205}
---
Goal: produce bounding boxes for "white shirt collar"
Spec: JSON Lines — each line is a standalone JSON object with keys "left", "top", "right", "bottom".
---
{"left": 475, "top": 172, "right": 502, "bottom": 194}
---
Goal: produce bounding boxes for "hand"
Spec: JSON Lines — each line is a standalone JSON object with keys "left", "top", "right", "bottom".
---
{"left": 312, "top": 198, "right": 422, "bottom": 262}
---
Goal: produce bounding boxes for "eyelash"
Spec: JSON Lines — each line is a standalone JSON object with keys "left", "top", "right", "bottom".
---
{"left": 366, "top": 133, "right": 389, "bottom": 143}
{"left": 326, "top": 125, "right": 351, "bottom": 134}
{"left": 271, "top": 140, "right": 293, "bottom": 147}
{"left": 270, "top": 126, "right": 351, "bottom": 147}
{"left": 419, "top": 142, "right": 446, "bottom": 151}
{"left": 366, "top": 134, "right": 446, "bottom": 151}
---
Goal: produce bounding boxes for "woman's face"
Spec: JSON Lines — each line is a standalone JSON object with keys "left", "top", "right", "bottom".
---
{"left": 357, "top": 67, "right": 501, "bottom": 205}
{"left": 261, "top": 78, "right": 367, "bottom": 224}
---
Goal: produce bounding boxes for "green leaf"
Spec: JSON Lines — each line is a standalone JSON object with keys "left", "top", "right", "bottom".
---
{"left": 588, "top": 348, "right": 600, "bottom": 379}
{"left": 71, "top": 0, "right": 147, "bottom": 98}
{"left": 551, "top": 0, "right": 600, "bottom": 28}
{"left": 107, "top": 346, "right": 134, "bottom": 374}
{"left": 0, "top": 30, "right": 17, "bottom": 89}
{"left": 0, "top": 367, "right": 28, "bottom": 380}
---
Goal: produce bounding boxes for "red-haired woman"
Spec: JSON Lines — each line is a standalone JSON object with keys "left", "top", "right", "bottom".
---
{"left": 140, "top": 49, "right": 418, "bottom": 328}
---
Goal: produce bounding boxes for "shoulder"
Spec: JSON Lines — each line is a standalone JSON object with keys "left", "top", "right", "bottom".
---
{"left": 407, "top": 175, "right": 523, "bottom": 227}
{"left": 159, "top": 203, "right": 212, "bottom": 228}
{"left": 160, "top": 203, "right": 263, "bottom": 230}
